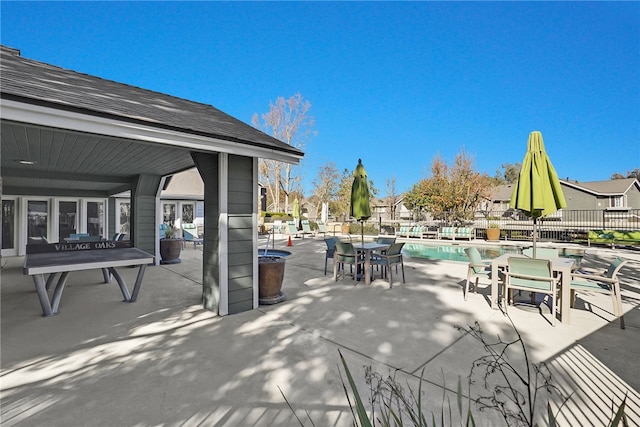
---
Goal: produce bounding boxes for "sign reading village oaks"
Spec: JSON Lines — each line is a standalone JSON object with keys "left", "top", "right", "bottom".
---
{"left": 26, "top": 240, "right": 132, "bottom": 254}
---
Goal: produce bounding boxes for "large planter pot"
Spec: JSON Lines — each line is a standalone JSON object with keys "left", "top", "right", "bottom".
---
{"left": 258, "top": 255, "right": 286, "bottom": 305}
{"left": 160, "top": 238, "right": 182, "bottom": 264}
{"left": 486, "top": 228, "right": 501, "bottom": 242}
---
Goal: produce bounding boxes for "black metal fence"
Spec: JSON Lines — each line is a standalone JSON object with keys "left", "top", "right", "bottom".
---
{"left": 383, "top": 209, "right": 640, "bottom": 244}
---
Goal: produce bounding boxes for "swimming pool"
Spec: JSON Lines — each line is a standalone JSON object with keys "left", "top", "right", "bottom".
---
{"left": 402, "top": 243, "right": 584, "bottom": 263}
{"left": 402, "top": 243, "right": 520, "bottom": 262}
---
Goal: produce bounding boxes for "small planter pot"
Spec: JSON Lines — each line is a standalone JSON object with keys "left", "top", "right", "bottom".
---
{"left": 160, "top": 238, "right": 182, "bottom": 264}
{"left": 258, "top": 255, "right": 286, "bottom": 305}
{"left": 486, "top": 228, "right": 501, "bottom": 242}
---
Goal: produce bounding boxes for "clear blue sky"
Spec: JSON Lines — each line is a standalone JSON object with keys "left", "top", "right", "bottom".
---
{"left": 2, "top": 1, "right": 638, "bottom": 195}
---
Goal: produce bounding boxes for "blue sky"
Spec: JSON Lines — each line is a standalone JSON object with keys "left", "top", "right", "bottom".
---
{"left": 2, "top": 1, "right": 638, "bottom": 195}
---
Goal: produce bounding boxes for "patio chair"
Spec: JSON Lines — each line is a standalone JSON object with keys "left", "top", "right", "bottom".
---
{"left": 464, "top": 247, "right": 494, "bottom": 300}
{"left": 375, "top": 236, "right": 396, "bottom": 246}
{"left": 504, "top": 257, "right": 559, "bottom": 326}
{"left": 522, "top": 247, "right": 559, "bottom": 259}
{"left": 370, "top": 242, "right": 405, "bottom": 288}
{"left": 570, "top": 257, "right": 628, "bottom": 329}
{"left": 334, "top": 241, "right": 365, "bottom": 282}
{"left": 324, "top": 236, "right": 340, "bottom": 275}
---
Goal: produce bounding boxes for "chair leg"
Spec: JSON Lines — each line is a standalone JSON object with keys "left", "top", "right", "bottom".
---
{"left": 324, "top": 258, "right": 328, "bottom": 275}
{"left": 388, "top": 266, "right": 393, "bottom": 288}
{"left": 613, "top": 284, "right": 625, "bottom": 329}
{"left": 400, "top": 261, "right": 405, "bottom": 283}
{"left": 474, "top": 277, "right": 479, "bottom": 294}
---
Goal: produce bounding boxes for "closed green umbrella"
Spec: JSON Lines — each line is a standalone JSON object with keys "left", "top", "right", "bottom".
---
{"left": 350, "top": 158, "right": 372, "bottom": 245}
{"left": 510, "top": 131, "right": 567, "bottom": 258}
{"left": 292, "top": 198, "right": 300, "bottom": 229}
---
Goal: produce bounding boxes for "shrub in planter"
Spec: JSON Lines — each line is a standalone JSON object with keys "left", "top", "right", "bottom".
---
{"left": 160, "top": 225, "right": 182, "bottom": 264}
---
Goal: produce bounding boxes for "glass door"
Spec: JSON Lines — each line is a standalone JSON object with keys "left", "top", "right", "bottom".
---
{"left": 162, "top": 202, "right": 176, "bottom": 227}
{"left": 181, "top": 202, "right": 195, "bottom": 224}
{"left": 27, "top": 200, "right": 49, "bottom": 244}
{"left": 58, "top": 200, "right": 78, "bottom": 241}
{"left": 2, "top": 199, "right": 17, "bottom": 256}
{"left": 117, "top": 200, "right": 131, "bottom": 234}
{"left": 85, "top": 201, "right": 105, "bottom": 238}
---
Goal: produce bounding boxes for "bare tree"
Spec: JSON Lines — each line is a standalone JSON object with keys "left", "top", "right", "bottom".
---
{"left": 385, "top": 175, "right": 400, "bottom": 221}
{"left": 252, "top": 94, "right": 316, "bottom": 213}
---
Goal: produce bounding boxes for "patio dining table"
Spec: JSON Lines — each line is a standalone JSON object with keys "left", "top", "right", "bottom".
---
{"left": 490, "top": 253, "right": 576, "bottom": 324}
{"left": 353, "top": 242, "right": 390, "bottom": 285}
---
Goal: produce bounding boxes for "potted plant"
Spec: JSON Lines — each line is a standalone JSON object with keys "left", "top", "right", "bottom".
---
{"left": 258, "top": 255, "right": 287, "bottom": 305}
{"left": 486, "top": 222, "right": 501, "bottom": 241}
{"left": 160, "top": 224, "right": 182, "bottom": 264}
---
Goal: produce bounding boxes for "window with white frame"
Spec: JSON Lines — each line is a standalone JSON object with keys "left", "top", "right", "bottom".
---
{"left": 609, "top": 195, "right": 625, "bottom": 208}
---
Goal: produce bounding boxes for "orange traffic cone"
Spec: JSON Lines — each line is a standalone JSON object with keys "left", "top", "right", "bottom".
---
{"left": 287, "top": 236, "right": 293, "bottom": 246}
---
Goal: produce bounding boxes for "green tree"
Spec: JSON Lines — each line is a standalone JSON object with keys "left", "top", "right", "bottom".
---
{"left": 611, "top": 168, "right": 640, "bottom": 180}
{"left": 404, "top": 149, "right": 494, "bottom": 224}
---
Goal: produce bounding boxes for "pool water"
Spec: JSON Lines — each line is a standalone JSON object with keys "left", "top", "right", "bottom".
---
{"left": 402, "top": 243, "right": 520, "bottom": 262}
{"left": 402, "top": 243, "right": 585, "bottom": 263}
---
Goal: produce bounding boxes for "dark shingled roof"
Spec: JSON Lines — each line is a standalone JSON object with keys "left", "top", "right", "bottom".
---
{"left": 0, "top": 45, "right": 302, "bottom": 157}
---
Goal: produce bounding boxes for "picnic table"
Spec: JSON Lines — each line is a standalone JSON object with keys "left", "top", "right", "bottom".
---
{"left": 23, "top": 243, "right": 154, "bottom": 317}
{"left": 490, "top": 253, "right": 575, "bottom": 324}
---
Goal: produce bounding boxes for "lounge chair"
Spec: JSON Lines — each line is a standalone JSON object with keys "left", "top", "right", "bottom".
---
{"left": 301, "top": 220, "right": 314, "bottom": 238}
{"left": 438, "top": 227, "right": 456, "bottom": 240}
{"left": 182, "top": 223, "right": 203, "bottom": 248}
{"left": 455, "top": 227, "right": 475, "bottom": 240}
{"left": 504, "top": 257, "right": 559, "bottom": 326}
{"left": 370, "top": 242, "right": 405, "bottom": 288}
{"left": 408, "top": 226, "right": 424, "bottom": 238}
{"left": 286, "top": 220, "right": 299, "bottom": 237}
{"left": 396, "top": 226, "right": 411, "bottom": 238}
{"left": 316, "top": 221, "right": 328, "bottom": 237}
{"left": 570, "top": 258, "right": 628, "bottom": 329}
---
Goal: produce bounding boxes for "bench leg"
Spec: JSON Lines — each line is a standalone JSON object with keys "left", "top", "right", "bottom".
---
{"left": 130, "top": 264, "right": 147, "bottom": 302}
{"left": 50, "top": 272, "right": 70, "bottom": 314}
{"left": 109, "top": 267, "right": 132, "bottom": 302}
{"left": 33, "top": 274, "right": 53, "bottom": 316}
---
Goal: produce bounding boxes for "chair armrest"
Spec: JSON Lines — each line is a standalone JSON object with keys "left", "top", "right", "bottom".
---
{"left": 469, "top": 263, "right": 489, "bottom": 269}
{"left": 508, "top": 272, "right": 558, "bottom": 283}
{"left": 571, "top": 273, "right": 617, "bottom": 283}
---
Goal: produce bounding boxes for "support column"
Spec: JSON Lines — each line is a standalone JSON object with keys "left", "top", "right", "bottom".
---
{"left": 193, "top": 152, "right": 256, "bottom": 315}
{"left": 130, "top": 174, "right": 162, "bottom": 257}
{"left": 193, "top": 152, "right": 222, "bottom": 314}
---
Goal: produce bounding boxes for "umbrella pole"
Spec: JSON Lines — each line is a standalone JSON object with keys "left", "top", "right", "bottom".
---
{"left": 361, "top": 221, "right": 364, "bottom": 246}
{"left": 532, "top": 217, "right": 538, "bottom": 259}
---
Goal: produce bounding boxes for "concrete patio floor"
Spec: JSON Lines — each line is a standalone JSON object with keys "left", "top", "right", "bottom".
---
{"left": 1, "top": 236, "right": 639, "bottom": 426}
